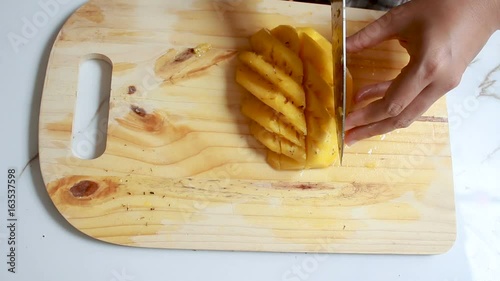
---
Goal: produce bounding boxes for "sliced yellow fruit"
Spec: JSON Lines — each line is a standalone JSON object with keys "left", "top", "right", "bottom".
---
{"left": 297, "top": 27, "right": 332, "bottom": 54}
{"left": 238, "top": 51, "right": 305, "bottom": 108}
{"left": 299, "top": 32, "right": 333, "bottom": 87}
{"left": 303, "top": 62, "right": 335, "bottom": 117}
{"left": 249, "top": 121, "right": 281, "bottom": 155}
{"left": 250, "top": 28, "right": 304, "bottom": 84}
{"left": 266, "top": 151, "right": 305, "bottom": 170}
{"left": 270, "top": 25, "right": 301, "bottom": 54}
{"left": 249, "top": 122, "right": 306, "bottom": 162}
{"left": 240, "top": 94, "right": 305, "bottom": 147}
{"left": 236, "top": 25, "right": 354, "bottom": 170}
{"left": 236, "top": 64, "right": 307, "bottom": 135}
{"left": 281, "top": 137, "right": 306, "bottom": 162}
{"left": 303, "top": 62, "right": 338, "bottom": 168}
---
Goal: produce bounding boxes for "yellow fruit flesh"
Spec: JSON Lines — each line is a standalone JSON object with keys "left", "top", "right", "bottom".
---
{"left": 238, "top": 51, "right": 305, "bottom": 107}
{"left": 250, "top": 28, "right": 304, "bottom": 85}
{"left": 236, "top": 64, "right": 307, "bottom": 135}
{"left": 240, "top": 94, "right": 305, "bottom": 147}
{"left": 299, "top": 32, "right": 333, "bottom": 87}
{"left": 237, "top": 26, "right": 352, "bottom": 170}
{"left": 270, "top": 25, "right": 301, "bottom": 54}
{"left": 249, "top": 122, "right": 306, "bottom": 162}
{"left": 266, "top": 151, "right": 305, "bottom": 170}
{"left": 302, "top": 62, "right": 338, "bottom": 168}
{"left": 249, "top": 121, "right": 281, "bottom": 155}
{"left": 297, "top": 27, "right": 332, "bottom": 55}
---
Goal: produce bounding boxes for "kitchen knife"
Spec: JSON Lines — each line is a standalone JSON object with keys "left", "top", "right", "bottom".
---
{"left": 331, "top": 0, "right": 346, "bottom": 165}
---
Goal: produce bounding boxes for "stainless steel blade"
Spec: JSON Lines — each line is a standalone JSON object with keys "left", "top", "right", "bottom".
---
{"left": 331, "top": 0, "right": 346, "bottom": 165}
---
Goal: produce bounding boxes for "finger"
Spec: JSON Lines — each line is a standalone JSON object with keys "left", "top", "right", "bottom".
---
{"left": 345, "top": 82, "right": 443, "bottom": 146}
{"left": 353, "top": 81, "right": 392, "bottom": 103}
{"left": 346, "top": 4, "right": 408, "bottom": 53}
{"left": 345, "top": 60, "right": 429, "bottom": 131}
{"left": 349, "top": 81, "right": 392, "bottom": 112}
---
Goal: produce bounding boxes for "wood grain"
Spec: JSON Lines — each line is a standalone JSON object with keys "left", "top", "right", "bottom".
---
{"left": 39, "top": 0, "right": 455, "bottom": 254}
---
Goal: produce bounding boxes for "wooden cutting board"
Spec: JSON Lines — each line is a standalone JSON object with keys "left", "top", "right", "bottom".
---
{"left": 39, "top": 0, "right": 456, "bottom": 254}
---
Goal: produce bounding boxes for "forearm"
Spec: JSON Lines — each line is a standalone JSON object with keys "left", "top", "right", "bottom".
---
{"left": 493, "top": 0, "right": 500, "bottom": 30}
{"left": 478, "top": 0, "right": 500, "bottom": 32}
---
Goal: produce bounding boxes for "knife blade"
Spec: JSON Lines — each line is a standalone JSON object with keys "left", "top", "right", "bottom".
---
{"left": 331, "top": 0, "right": 346, "bottom": 165}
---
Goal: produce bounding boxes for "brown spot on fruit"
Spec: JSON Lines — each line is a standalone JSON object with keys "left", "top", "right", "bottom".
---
{"left": 128, "top": 86, "right": 137, "bottom": 95}
{"left": 70, "top": 180, "right": 99, "bottom": 197}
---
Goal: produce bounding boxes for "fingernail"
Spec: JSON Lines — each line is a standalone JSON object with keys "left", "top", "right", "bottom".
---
{"left": 354, "top": 88, "right": 369, "bottom": 103}
{"left": 346, "top": 139, "right": 358, "bottom": 147}
{"left": 345, "top": 119, "right": 354, "bottom": 131}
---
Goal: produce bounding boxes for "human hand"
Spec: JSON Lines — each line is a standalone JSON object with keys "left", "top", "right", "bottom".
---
{"left": 344, "top": 0, "right": 500, "bottom": 146}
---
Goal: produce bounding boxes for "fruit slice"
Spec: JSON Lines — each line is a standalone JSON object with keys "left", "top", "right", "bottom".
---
{"left": 303, "top": 62, "right": 338, "bottom": 168}
{"left": 237, "top": 25, "right": 354, "bottom": 170}
{"left": 280, "top": 137, "right": 307, "bottom": 162}
{"left": 299, "top": 32, "right": 333, "bottom": 87}
{"left": 249, "top": 121, "right": 281, "bottom": 155}
{"left": 297, "top": 27, "right": 332, "bottom": 54}
{"left": 240, "top": 94, "right": 305, "bottom": 147}
{"left": 249, "top": 122, "right": 306, "bottom": 162}
{"left": 270, "top": 25, "right": 301, "bottom": 54}
{"left": 238, "top": 51, "right": 305, "bottom": 107}
{"left": 250, "top": 28, "right": 304, "bottom": 84}
{"left": 298, "top": 28, "right": 354, "bottom": 113}
{"left": 236, "top": 64, "right": 307, "bottom": 135}
{"left": 266, "top": 151, "right": 305, "bottom": 170}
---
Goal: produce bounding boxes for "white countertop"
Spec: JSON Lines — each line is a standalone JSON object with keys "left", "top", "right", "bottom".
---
{"left": 1, "top": 1, "right": 499, "bottom": 280}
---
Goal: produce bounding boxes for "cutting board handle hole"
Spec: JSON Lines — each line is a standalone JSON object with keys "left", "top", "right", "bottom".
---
{"left": 72, "top": 54, "right": 112, "bottom": 160}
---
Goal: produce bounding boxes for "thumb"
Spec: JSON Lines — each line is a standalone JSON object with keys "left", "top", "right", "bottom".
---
{"left": 346, "top": 5, "right": 407, "bottom": 52}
